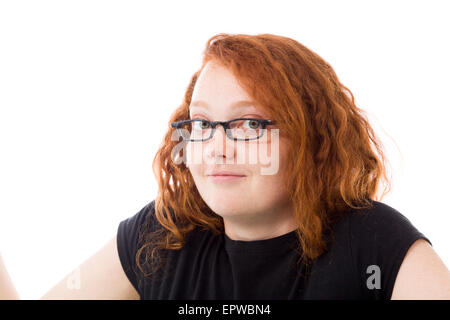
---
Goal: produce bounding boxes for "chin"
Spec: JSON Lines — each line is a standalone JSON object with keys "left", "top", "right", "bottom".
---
{"left": 203, "top": 196, "right": 246, "bottom": 217}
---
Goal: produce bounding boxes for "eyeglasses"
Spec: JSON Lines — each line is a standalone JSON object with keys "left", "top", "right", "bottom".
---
{"left": 171, "top": 118, "right": 275, "bottom": 141}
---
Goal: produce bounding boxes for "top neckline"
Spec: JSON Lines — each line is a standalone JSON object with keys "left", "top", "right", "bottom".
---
{"left": 223, "top": 229, "right": 299, "bottom": 255}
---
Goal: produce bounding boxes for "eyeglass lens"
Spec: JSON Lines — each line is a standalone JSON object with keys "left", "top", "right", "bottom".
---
{"left": 179, "top": 119, "right": 264, "bottom": 141}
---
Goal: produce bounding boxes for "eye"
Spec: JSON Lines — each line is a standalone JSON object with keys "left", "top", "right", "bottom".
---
{"left": 200, "top": 120, "right": 211, "bottom": 129}
{"left": 244, "top": 119, "right": 261, "bottom": 129}
{"left": 193, "top": 120, "right": 211, "bottom": 129}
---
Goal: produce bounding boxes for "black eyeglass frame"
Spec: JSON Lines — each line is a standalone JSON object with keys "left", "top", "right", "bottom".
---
{"left": 170, "top": 118, "right": 276, "bottom": 141}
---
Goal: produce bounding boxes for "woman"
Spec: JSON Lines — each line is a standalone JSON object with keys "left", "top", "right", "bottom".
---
{"left": 5, "top": 33, "right": 449, "bottom": 300}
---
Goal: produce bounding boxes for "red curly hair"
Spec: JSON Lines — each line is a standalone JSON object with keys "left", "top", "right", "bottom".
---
{"left": 136, "top": 33, "right": 392, "bottom": 277}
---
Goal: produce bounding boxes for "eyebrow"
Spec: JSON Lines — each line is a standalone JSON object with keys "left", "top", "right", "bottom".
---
{"left": 190, "top": 99, "right": 256, "bottom": 109}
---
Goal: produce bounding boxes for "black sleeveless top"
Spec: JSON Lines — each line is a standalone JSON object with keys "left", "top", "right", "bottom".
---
{"left": 117, "top": 199, "right": 431, "bottom": 300}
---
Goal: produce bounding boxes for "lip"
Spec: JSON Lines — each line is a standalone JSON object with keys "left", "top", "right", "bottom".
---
{"left": 207, "top": 171, "right": 247, "bottom": 183}
{"left": 207, "top": 170, "right": 246, "bottom": 176}
{"left": 208, "top": 175, "right": 246, "bottom": 183}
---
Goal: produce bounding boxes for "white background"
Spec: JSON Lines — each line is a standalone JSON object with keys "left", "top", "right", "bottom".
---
{"left": 0, "top": 0, "right": 449, "bottom": 299}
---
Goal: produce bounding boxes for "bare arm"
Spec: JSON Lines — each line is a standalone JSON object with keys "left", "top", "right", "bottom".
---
{"left": 391, "top": 239, "right": 450, "bottom": 299}
{"left": 0, "top": 252, "right": 20, "bottom": 300}
{"left": 41, "top": 235, "right": 139, "bottom": 300}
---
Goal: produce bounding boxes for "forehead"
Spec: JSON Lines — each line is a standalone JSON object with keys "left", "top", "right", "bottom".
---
{"left": 192, "top": 62, "right": 252, "bottom": 101}
{"left": 190, "top": 99, "right": 258, "bottom": 112}
{"left": 190, "top": 61, "right": 262, "bottom": 114}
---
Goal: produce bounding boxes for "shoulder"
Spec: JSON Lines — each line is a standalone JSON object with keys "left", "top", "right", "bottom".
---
{"left": 119, "top": 200, "right": 157, "bottom": 230}
{"left": 339, "top": 199, "right": 433, "bottom": 299}
{"left": 344, "top": 199, "right": 431, "bottom": 248}
{"left": 346, "top": 200, "right": 420, "bottom": 232}
{"left": 116, "top": 200, "right": 159, "bottom": 292}
{"left": 391, "top": 237, "right": 450, "bottom": 299}
{"left": 117, "top": 200, "right": 160, "bottom": 243}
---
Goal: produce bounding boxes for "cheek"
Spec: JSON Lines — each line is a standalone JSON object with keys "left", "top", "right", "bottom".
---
{"left": 255, "top": 139, "right": 290, "bottom": 199}
{"left": 258, "top": 172, "right": 288, "bottom": 198}
{"left": 186, "top": 142, "right": 202, "bottom": 166}
{"left": 188, "top": 163, "right": 203, "bottom": 183}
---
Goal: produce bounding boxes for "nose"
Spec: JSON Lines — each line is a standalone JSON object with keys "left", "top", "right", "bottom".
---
{"left": 204, "top": 124, "right": 235, "bottom": 162}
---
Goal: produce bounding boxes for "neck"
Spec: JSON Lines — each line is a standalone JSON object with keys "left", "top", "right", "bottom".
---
{"left": 223, "top": 202, "right": 298, "bottom": 241}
